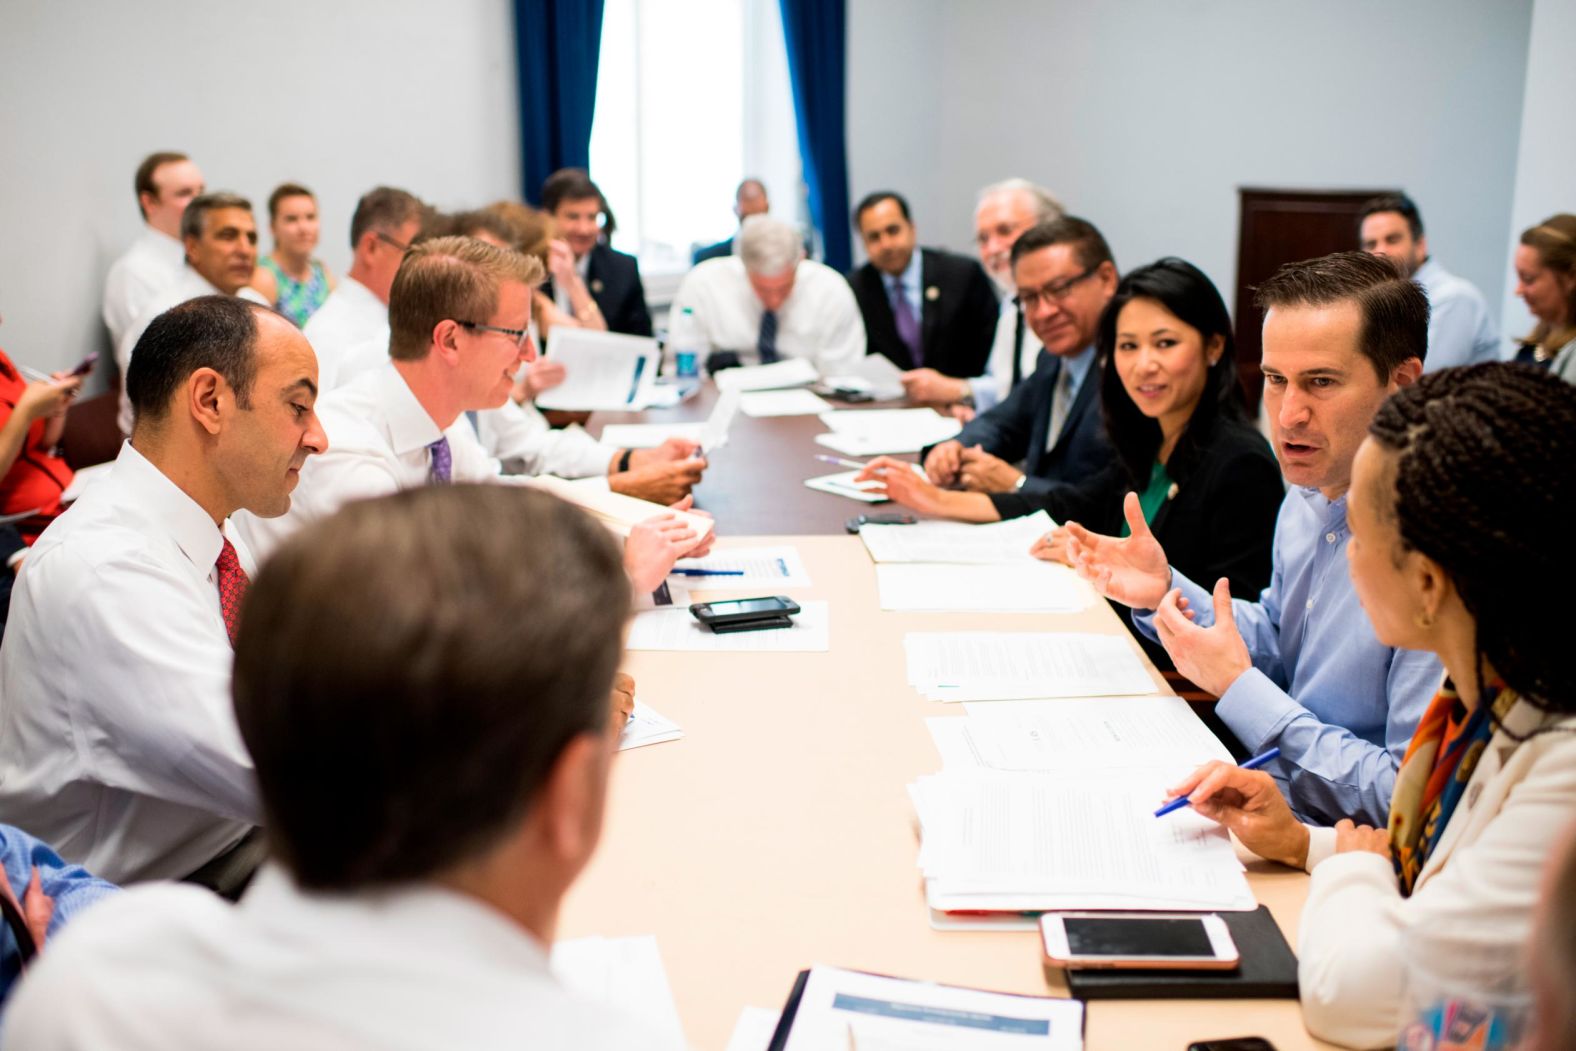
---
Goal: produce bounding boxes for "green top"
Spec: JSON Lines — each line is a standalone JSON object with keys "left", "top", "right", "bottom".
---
{"left": 1120, "top": 459, "right": 1173, "bottom": 538}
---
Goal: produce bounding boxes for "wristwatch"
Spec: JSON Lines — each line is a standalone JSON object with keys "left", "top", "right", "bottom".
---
{"left": 616, "top": 448, "right": 634, "bottom": 473}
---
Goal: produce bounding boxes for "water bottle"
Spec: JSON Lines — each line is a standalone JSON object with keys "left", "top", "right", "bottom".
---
{"left": 671, "top": 306, "right": 701, "bottom": 379}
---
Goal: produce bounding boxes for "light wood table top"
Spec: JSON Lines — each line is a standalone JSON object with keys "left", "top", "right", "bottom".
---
{"left": 558, "top": 535, "right": 1335, "bottom": 1051}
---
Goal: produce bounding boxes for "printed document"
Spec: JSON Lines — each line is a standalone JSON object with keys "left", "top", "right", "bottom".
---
{"left": 535, "top": 328, "right": 660, "bottom": 411}
{"left": 820, "top": 352, "right": 907, "bottom": 401}
{"left": 903, "top": 632, "right": 1156, "bottom": 700}
{"left": 670, "top": 545, "right": 812, "bottom": 589}
{"left": 714, "top": 357, "right": 819, "bottom": 392}
{"left": 876, "top": 562, "right": 1088, "bottom": 613}
{"left": 815, "top": 408, "right": 962, "bottom": 456}
{"left": 618, "top": 702, "right": 684, "bottom": 751}
{"left": 528, "top": 475, "right": 713, "bottom": 541}
{"left": 550, "top": 935, "right": 687, "bottom": 1046}
{"left": 859, "top": 512, "right": 1053, "bottom": 563}
{"left": 740, "top": 388, "right": 833, "bottom": 417}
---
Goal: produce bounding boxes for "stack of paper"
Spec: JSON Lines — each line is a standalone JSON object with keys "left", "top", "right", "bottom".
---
{"left": 529, "top": 475, "right": 714, "bottom": 541}
{"left": 803, "top": 469, "right": 889, "bottom": 503}
{"left": 669, "top": 545, "right": 812, "bottom": 589}
{"left": 815, "top": 408, "right": 962, "bottom": 456}
{"left": 910, "top": 769, "right": 1255, "bottom": 913}
{"left": 714, "top": 357, "right": 819, "bottom": 392}
{"left": 550, "top": 934, "right": 687, "bottom": 1046}
{"left": 820, "top": 351, "right": 907, "bottom": 401}
{"left": 859, "top": 512, "right": 1053, "bottom": 563}
{"left": 876, "top": 562, "right": 1088, "bottom": 613}
{"left": 618, "top": 702, "right": 684, "bottom": 751}
{"left": 599, "top": 389, "right": 739, "bottom": 452}
{"left": 740, "top": 388, "right": 833, "bottom": 417}
{"left": 903, "top": 632, "right": 1156, "bottom": 701}
{"left": 627, "top": 601, "right": 830, "bottom": 652}
{"left": 535, "top": 329, "right": 661, "bottom": 411}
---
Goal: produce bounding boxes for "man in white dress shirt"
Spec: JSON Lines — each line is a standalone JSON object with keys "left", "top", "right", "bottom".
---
{"left": 235, "top": 236, "right": 703, "bottom": 591}
{"left": 900, "top": 178, "right": 1064, "bottom": 414}
{"left": 101, "top": 151, "right": 205, "bottom": 348}
{"left": 1358, "top": 193, "right": 1500, "bottom": 371}
{"left": 2, "top": 486, "right": 684, "bottom": 1051}
{"left": 303, "top": 185, "right": 426, "bottom": 386}
{"left": 0, "top": 296, "right": 326, "bottom": 889}
{"left": 669, "top": 214, "right": 866, "bottom": 375}
{"left": 114, "top": 193, "right": 271, "bottom": 435}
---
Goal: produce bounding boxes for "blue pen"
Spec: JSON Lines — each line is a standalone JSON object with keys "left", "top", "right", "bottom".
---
{"left": 1154, "top": 747, "right": 1282, "bottom": 817}
{"left": 671, "top": 568, "right": 745, "bottom": 577}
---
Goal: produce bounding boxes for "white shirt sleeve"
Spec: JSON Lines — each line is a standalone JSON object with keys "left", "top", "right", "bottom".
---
{"left": 813, "top": 274, "right": 867, "bottom": 375}
{"left": 476, "top": 401, "right": 614, "bottom": 479}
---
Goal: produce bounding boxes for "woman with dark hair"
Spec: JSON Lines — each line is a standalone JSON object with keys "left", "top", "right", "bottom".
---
{"left": 1167, "top": 364, "right": 1576, "bottom": 1048}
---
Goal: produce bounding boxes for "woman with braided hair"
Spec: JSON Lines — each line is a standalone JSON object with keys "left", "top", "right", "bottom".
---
{"left": 1164, "top": 363, "right": 1576, "bottom": 1048}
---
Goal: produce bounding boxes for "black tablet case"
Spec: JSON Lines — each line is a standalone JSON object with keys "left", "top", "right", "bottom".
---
{"left": 1063, "top": 906, "right": 1299, "bottom": 1000}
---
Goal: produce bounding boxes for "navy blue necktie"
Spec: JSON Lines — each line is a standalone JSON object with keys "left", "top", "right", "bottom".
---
{"left": 757, "top": 310, "right": 780, "bottom": 364}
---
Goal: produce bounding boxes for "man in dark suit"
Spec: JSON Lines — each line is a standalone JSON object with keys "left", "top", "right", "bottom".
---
{"left": 847, "top": 192, "right": 999, "bottom": 382}
{"left": 540, "top": 168, "right": 653, "bottom": 337}
{"left": 692, "top": 178, "right": 769, "bottom": 265}
{"left": 920, "top": 217, "right": 1118, "bottom": 513}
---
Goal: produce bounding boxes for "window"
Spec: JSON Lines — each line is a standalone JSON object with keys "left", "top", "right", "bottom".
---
{"left": 590, "top": 0, "right": 803, "bottom": 286}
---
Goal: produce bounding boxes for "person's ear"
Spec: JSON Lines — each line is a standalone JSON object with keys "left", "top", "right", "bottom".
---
{"left": 1205, "top": 333, "right": 1225, "bottom": 367}
{"left": 1391, "top": 356, "right": 1424, "bottom": 391}
{"left": 187, "top": 367, "right": 225, "bottom": 436}
{"left": 431, "top": 320, "right": 463, "bottom": 366}
{"left": 537, "top": 732, "right": 609, "bottom": 869}
{"left": 1410, "top": 550, "right": 1451, "bottom": 630}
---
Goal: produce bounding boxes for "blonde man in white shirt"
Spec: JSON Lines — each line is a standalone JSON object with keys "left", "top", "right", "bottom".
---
{"left": 101, "top": 151, "right": 205, "bottom": 348}
{"left": 669, "top": 214, "right": 866, "bottom": 375}
{"left": 235, "top": 236, "right": 704, "bottom": 592}
{"left": 303, "top": 185, "right": 426, "bottom": 387}
{"left": 114, "top": 193, "right": 271, "bottom": 435}
{"left": 3, "top": 486, "right": 684, "bottom": 1051}
{"left": 0, "top": 296, "right": 326, "bottom": 890}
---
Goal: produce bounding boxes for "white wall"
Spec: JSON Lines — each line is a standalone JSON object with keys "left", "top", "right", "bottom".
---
{"left": 848, "top": 0, "right": 1533, "bottom": 330}
{"left": 0, "top": 0, "right": 522, "bottom": 376}
{"left": 1499, "top": 0, "right": 1576, "bottom": 346}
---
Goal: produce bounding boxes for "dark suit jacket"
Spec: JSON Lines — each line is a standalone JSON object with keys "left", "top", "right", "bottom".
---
{"left": 692, "top": 237, "right": 732, "bottom": 265}
{"left": 847, "top": 248, "right": 998, "bottom": 377}
{"left": 544, "top": 243, "right": 653, "bottom": 338}
{"left": 939, "top": 350, "right": 1113, "bottom": 519}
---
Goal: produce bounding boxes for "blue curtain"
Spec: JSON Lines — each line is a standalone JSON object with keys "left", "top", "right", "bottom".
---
{"left": 513, "top": 0, "right": 606, "bottom": 204}
{"left": 778, "top": 0, "right": 851, "bottom": 273}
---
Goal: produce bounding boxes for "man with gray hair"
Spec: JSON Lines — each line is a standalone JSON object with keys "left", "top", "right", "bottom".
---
{"left": 668, "top": 214, "right": 865, "bottom": 374}
{"left": 114, "top": 192, "right": 270, "bottom": 435}
{"left": 902, "top": 178, "right": 1064, "bottom": 413}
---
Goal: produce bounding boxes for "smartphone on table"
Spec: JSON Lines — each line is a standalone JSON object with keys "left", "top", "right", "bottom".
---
{"left": 689, "top": 596, "right": 800, "bottom": 634}
{"left": 1040, "top": 912, "right": 1239, "bottom": 970}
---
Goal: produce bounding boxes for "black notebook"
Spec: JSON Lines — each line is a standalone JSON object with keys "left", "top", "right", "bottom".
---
{"left": 1063, "top": 906, "right": 1298, "bottom": 1000}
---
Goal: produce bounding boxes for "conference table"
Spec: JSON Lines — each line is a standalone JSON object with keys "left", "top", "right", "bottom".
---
{"left": 557, "top": 384, "right": 1336, "bottom": 1051}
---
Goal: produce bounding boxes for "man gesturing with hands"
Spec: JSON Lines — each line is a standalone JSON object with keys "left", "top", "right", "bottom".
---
{"left": 1064, "top": 253, "right": 1441, "bottom": 826}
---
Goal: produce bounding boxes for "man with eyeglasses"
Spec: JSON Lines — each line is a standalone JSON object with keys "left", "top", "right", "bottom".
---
{"left": 235, "top": 236, "right": 706, "bottom": 599}
{"left": 303, "top": 186, "right": 426, "bottom": 387}
{"left": 919, "top": 217, "right": 1118, "bottom": 519}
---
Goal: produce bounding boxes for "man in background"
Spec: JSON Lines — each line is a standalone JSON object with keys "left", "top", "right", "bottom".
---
{"left": 103, "top": 152, "right": 205, "bottom": 348}
{"left": 540, "top": 169, "right": 652, "bottom": 337}
{"left": 693, "top": 178, "right": 771, "bottom": 264}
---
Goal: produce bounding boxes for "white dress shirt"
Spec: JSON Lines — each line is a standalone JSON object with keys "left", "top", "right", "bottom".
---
{"left": 475, "top": 399, "right": 616, "bottom": 479}
{"left": 0, "top": 864, "right": 682, "bottom": 1051}
{"left": 102, "top": 227, "right": 184, "bottom": 349}
{"left": 969, "top": 296, "right": 1043, "bottom": 411}
{"left": 301, "top": 275, "right": 389, "bottom": 388}
{"left": 554, "top": 250, "right": 593, "bottom": 317}
{"left": 115, "top": 269, "right": 269, "bottom": 435}
{"left": 668, "top": 257, "right": 866, "bottom": 374}
{"left": 1412, "top": 258, "right": 1501, "bottom": 371}
{"left": 0, "top": 442, "right": 258, "bottom": 884}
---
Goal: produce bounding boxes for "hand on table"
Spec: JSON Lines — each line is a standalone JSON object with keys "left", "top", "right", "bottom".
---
{"left": 855, "top": 456, "right": 950, "bottom": 515}
{"left": 630, "top": 436, "right": 701, "bottom": 466}
{"left": 922, "top": 440, "right": 963, "bottom": 486}
{"left": 900, "top": 368, "right": 968, "bottom": 405}
{"left": 515, "top": 359, "right": 567, "bottom": 402}
{"left": 1064, "top": 492, "right": 1173, "bottom": 610}
{"left": 1333, "top": 819, "right": 1391, "bottom": 859}
{"left": 1153, "top": 577, "right": 1251, "bottom": 697}
{"left": 1167, "top": 761, "right": 1308, "bottom": 869}
{"left": 957, "top": 445, "right": 1021, "bottom": 493}
{"left": 610, "top": 457, "right": 707, "bottom": 505}
{"left": 610, "top": 671, "right": 635, "bottom": 732}
{"left": 1028, "top": 527, "right": 1072, "bottom": 564}
{"left": 668, "top": 495, "right": 715, "bottom": 558}
{"left": 623, "top": 513, "right": 699, "bottom": 592}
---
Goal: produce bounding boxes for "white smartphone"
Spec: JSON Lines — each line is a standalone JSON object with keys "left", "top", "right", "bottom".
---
{"left": 1040, "top": 912, "right": 1239, "bottom": 970}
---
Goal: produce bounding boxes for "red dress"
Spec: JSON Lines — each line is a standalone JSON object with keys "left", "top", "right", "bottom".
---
{"left": 0, "top": 351, "right": 74, "bottom": 544}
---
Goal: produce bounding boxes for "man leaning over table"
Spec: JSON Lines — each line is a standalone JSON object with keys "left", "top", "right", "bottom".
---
{"left": 1062, "top": 251, "right": 1441, "bottom": 827}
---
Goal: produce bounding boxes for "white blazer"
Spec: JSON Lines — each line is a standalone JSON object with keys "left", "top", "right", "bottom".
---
{"left": 1295, "top": 697, "right": 1576, "bottom": 1048}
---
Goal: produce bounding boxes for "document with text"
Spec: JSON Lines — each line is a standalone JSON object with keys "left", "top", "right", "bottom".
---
{"left": 740, "top": 388, "right": 834, "bottom": 417}
{"left": 904, "top": 632, "right": 1157, "bottom": 701}
{"left": 670, "top": 545, "right": 812, "bottom": 590}
{"left": 859, "top": 512, "right": 1053, "bottom": 564}
{"left": 627, "top": 600, "right": 830, "bottom": 652}
{"left": 714, "top": 357, "right": 820, "bottom": 392}
{"left": 876, "top": 561, "right": 1088, "bottom": 613}
{"left": 535, "top": 328, "right": 660, "bottom": 411}
{"left": 815, "top": 407, "right": 962, "bottom": 456}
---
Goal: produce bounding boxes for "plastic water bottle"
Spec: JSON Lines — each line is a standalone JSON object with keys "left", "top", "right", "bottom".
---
{"left": 671, "top": 306, "right": 701, "bottom": 379}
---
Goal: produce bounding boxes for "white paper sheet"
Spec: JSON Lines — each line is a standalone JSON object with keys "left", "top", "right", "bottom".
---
{"left": 550, "top": 934, "right": 687, "bottom": 1046}
{"left": 535, "top": 328, "right": 660, "bottom": 411}
{"left": 700, "top": 388, "right": 741, "bottom": 450}
{"left": 820, "top": 352, "right": 907, "bottom": 401}
{"left": 725, "top": 1006, "right": 782, "bottom": 1051}
{"left": 804, "top": 470, "right": 890, "bottom": 504}
{"left": 778, "top": 965, "right": 1084, "bottom": 1051}
{"left": 903, "top": 632, "right": 1156, "bottom": 701}
{"left": 626, "top": 600, "right": 830, "bottom": 652}
{"left": 910, "top": 769, "right": 1255, "bottom": 913}
{"left": 528, "top": 475, "right": 713, "bottom": 540}
{"left": 670, "top": 545, "right": 812, "bottom": 589}
{"left": 618, "top": 701, "right": 684, "bottom": 751}
{"left": 740, "top": 388, "right": 833, "bottom": 417}
{"left": 815, "top": 408, "right": 963, "bottom": 455}
{"left": 876, "top": 562, "right": 1088, "bottom": 613}
{"left": 859, "top": 512, "right": 1054, "bottom": 564}
{"left": 714, "top": 357, "right": 820, "bottom": 391}
{"left": 599, "top": 422, "right": 707, "bottom": 449}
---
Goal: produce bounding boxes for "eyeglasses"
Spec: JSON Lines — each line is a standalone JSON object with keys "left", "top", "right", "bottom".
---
{"left": 457, "top": 320, "right": 532, "bottom": 350}
{"left": 376, "top": 231, "right": 411, "bottom": 253}
{"left": 1016, "top": 266, "right": 1099, "bottom": 312}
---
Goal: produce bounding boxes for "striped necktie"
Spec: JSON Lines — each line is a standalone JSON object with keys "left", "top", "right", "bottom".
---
{"left": 757, "top": 310, "right": 780, "bottom": 364}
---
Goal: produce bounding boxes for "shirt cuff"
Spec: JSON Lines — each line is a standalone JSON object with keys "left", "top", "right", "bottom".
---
{"left": 1305, "top": 845, "right": 1397, "bottom": 888}
{"left": 1304, "top": 823, "right": 1338, "bottom": 872}
{"left": 1215, "top": 667, "right": 1300, "bottom": 754}
{"left": 969, "top": 376, "right": 999, "bottom": 412}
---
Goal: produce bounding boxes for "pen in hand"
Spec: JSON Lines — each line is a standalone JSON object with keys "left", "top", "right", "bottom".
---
{"left": 814, "top": 453, "right": 873, "bottom": 472}
{"left": 1153, "top": 747, "right": 1282, "bottom": 817}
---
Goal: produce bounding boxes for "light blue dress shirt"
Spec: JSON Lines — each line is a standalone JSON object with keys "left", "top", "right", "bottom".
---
{"left": 0, "top": 823, "right": 118, "bottom": 1001}
{"left": 886, "top": 249, "right": 924, "bottom": 330}
{"left": 1414, "top": 258, "right": 1501, "bottom": 371}
{"left": 1134, "top": 487, "right": 1441, "bottom": 827}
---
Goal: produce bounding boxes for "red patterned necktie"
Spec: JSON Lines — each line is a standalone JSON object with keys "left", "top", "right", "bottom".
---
{"left": 216, "top": 537, "right": 250, "bottom": 647}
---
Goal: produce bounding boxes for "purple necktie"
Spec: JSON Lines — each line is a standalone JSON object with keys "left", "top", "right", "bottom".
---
{"left": 889, "top": 278, "right": 921, "bottom": 367}
{"left": 427, "top": 437, "right": 452, "bottom": 485}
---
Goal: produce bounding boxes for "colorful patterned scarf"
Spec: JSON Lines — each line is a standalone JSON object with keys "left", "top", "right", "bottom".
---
{"left": 1388, "top": 677, "right": 1517, "bottom": 896}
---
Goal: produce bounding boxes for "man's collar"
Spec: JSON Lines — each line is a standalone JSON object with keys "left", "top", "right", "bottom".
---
{"left": 114, "top": 440, "right": 227, "bottom": 572}
{"left": 376, "top": 364, "right": 446, "bottom": 456}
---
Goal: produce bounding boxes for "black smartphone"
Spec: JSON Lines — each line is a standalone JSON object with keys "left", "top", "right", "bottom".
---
{"left": 1187, "top": 1039, "right": 1278, "bottom": 1051}
{"left": 689, "top": 596, "right": 800, "bottom": 628}
{"left": 845, "top": 512, "right": 918, "bottom": 533}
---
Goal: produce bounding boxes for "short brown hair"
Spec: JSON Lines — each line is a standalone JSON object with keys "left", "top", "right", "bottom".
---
{"left": 386, "top": 235, "right": 543, "bottom": 361}
{"left": 348, "top": 186, "right": 425, "bottom": 251}
{"left": 1009, "top": 215, "right": 1114, "bottom": 273}
{"left": 540, "top": 167, "right": 604, "bottom": 215}
{"left": 1254, "top": 250, "right": 1428, "bottom": 381}
{"left": 232, "top": 485, "right": 631, "bottom": 890}
{"left": 267, "top": 182, "right": 315, "bottom": 221}
{"left": 1521, "top": 213, "right": 1576, "bottom": 355}
{"left": 179, "top": 192, "right": 253, "bottom": 241}
{"left": 133, "top": 151, "right": 189, "bottom": 220}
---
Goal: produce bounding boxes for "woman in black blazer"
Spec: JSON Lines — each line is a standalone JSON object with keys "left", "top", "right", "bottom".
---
{"left": 1030, "top": 258, "right": 1283, "bottom": 667}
